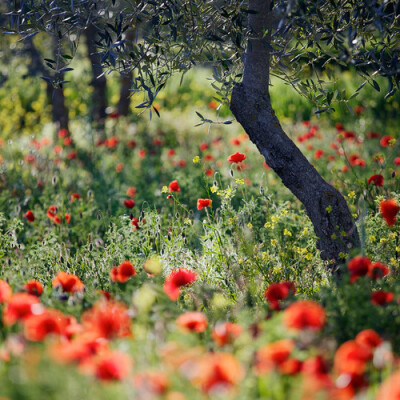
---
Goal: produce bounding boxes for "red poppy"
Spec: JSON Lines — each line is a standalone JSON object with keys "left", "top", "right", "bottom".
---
{"left": 164, "top": 268, "right": 196, "bottom": 301}
{"left": 264, "top": 281, "right": 296, "bottom": 310}
{"left": 67, "top": 151, "right": 77, "bottom": 160}
{"left": 354, "top": 105, "right": 364, "bottom": 115}
{"left": 176, "top": 311, "right": 207, "bottom": 332}
{"left": 138, "top": 149, "right": 146, "bottom": 158}
{"left": 394, "top": 157, "right": 400, "bottom": 166}
{"left": 131, "top": 217, "right": 140, "bottom": 230}
{"left": 255, "top": 339, "right": 295, "bottom": 374}
{"left": 105, "top": 136, "right": 119, "bottom": 148}
{"left": 2, "top": 293, "right": 41, "bottom": 325}
{"left": 212, "top": 322, "right": 242, "bottom": 347}
{"left": 178, "top": 159, "right": 187, "bottom": 168}
{"left": 192, "top": 352, "right": 244, "bottom": 394}
{"left": 167, "top": 149, "right": 176, "bottom": 157}
{"left": 302, "top": 355, "right": 329, "bottom": 375}
{"left": 231, "top": 138, "right": 241, "bottom": 146}
{"left": 126, "top": 187, "right": 137, "bottom": 197}
{"left": 70, "top": 193, "right": 81, "bottom": 202}
{"left": 366, "top": 131, "right": 381, "bottom": 139}
{"left": 227, "top": 152, "right": 246, "bottom": 163}
{"left": 153, "top": 138, "right": 162, "bottom": 146}
{"left": 380, "top": 198, "right": 400, "bottom": 226}
{"left": 206, "top": 168, "right": 214, "bottom": 176}
{"left": 94, "top": 351, "right": 132, "bottom": 381}
{"left": 283, "top": 300, "right": 326, "bottom": 331}
{"left": 377, "top": 370, "right": 400, "bottom": 400}
{"left": 208, "top": 100, "right": 218, "bottom": 109}
{"left": 347, "top": 256, "right": 371, "bottom": 282}
{"left": 65, "top": 213, "right": 71, "bottom": 224}
{"left": 24, "top": 210, "right": 35, "bottom": 222}
{"left": 50, "top": 331, "right": 108, "bottom": 364}
{"left": 368, "top": 174, "right": 384, "bottom": 186}
{"left": 82, "top": 299, "right": 131, "bottom": 339}
{"left": 115, "top": 163, "right": 124, "bottom": 173}
{"left": 47, "top": 205, "right": 58, "bottom": 221}
{"left": 334, "top": 340, "right": 372, "bottom": 375}
{"left": 52, "top": 271, "right": 84, "bottom": 293}
{"left": 23, "top": 308, "right": 67, "bottom": 341}
{"left": 380, "top": 135, "right": 395, "bottom": 147}
{"left": 355, "top": 329, "right": 383, "bottom": 350}
{"left": 0, "top": 280, "right": 12, "bottom": 303}
{"left": 168, "top": 180, "right": 180, "bottom": 192}
{"left": 371, "top": 290, "right": 394, "bottom": 306}
{"left": 199, "top": 142, "right": 209, "bottom": 151}
{"left": 197, "top": 198, "right": 212, "bottom": 210}
{"left": 278, "top": 358, "right": 302, "bottom": 375}
{"left": 368, "top": 261, "right": 389, "bottom": 279}
{"left": 63, "top": 137, "right": 72, "bottom": 146}
{"left": 124, "top": 199, "right": 135, "bottom": 209}
{"left": 23, "top": 280, "right": 43, "bottom": 296}
{"left": 58, "top": 128, "right": 69, "bottom": 138}
{"left": 314, "top": 149, "right": 324, "bottom": 160}
{"left": 110, "top": 261, "right": 137, "bottom": 283}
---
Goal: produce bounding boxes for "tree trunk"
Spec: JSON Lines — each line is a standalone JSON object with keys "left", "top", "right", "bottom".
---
{"left": 25, "top": 37, "right": 69, "bottom": 132}
{"left": 85, "top": 24, "right": 107, "bottom": 129}
{"left": 118, "top": 28, "right": 136, "bottom": 116}
{"left": 229, "top": 0, "right": 360, "bottom": 268}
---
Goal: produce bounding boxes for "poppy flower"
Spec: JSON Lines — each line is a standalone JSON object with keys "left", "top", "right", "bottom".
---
{"left": 334, "top": 340, "right": 372, "bottom": 375}
{"left": 314, "top": 149, "right": 324, "bottom": 160}
{"left": 368, "top": 174, "right": 384, "bottom": 186}
{"left": 58, "top": 128, "right": 69, "bottom": 138}
{"left": 52, "top": 271, "right": 84, "bottom": 293}
{"left": 354, "top": 105, "right": 364, "bottom": 115}
{"left": 47, "top": 205, "right": 58, "bottom": 221}
{"left": 380, "top": 198, "right": 400, "bottom": 226}
{"left": 131, "top": 217, "right": 140, "bottom": 230}
{"left": 371, "top": 291, "right": 394, "bottom": 306}
{"left": 124, "top": 199, "right": 135, "bottom": 209}
{"left": 63, "top": 137, "right": 72, "bottom": 146}
{"left": 264, "top": 281, "right": 296, "bottom": 311}
{"left": 23, "top": 308, "right": 67, "bottom": 341}
{"left": 105, "top": 136, "right": 119, "bottom": 148}
{"left": 70, "top": 193, "right": 81, "bottom": 202}
{"left": 23, "top": 280, "right": 43, "bottom": 296}
{"left": 255, "top": 339, "right": 295, "bottom": 374}
{"left": 163, "top": 268, "right": 196, "bottom": 301}
{"left": 24, "top": 210, "right": 35, "bottom": 222}
{"left": 2, "top": 293, "right": 41, "bottom": 325}
{"left": 283, "top": 300, "right": 326, "bottom": 331}
{"left": 94, "top": 351, "right": 132, "bottom": 381}
{"left": 368, "top": 261, "right": 389, "bottom": 279}
{"left": 0, "top": 280, "right": 12, "bottom": 303}
{"left": 366, "top": 131, "right": 381, "bottom": 139}
{"left": 67, "top": 151, "right": 77, "bottom": 160}
{"left": 167, "top": 149, "right": 176, "bottom": 157}
{"left": 192, "top": 352, "right": 244, "bottom": 394}
{"left": 197, "top": 198, "right": 212, "bottom": 210}
{"left": 278, "top": 358, "right": 302, "bottom": 375}
{"left": 126, "top": 187, "right": 136, "bottom": 197}
{"left": 394, "top": 157, "right": 400, "bottom": 166}
{"left": 176, "top": 311, "right": 208, "bottom": 333}
{"left": 302, "top": 355, "right": 329, "bottom": 376}
{"left": 65, "top": 213, "right": 71, "bottom": 224}
{"left": 199, "top": 142, "right": 209, "bottom": 151}
{"left": 110, "top": 260, "right": 136, "bottom": 283}
{"left": 115, "top": 163, "right": 124, "bottom": 173}
{"left": 355, "top": 329, "right": 383, "bottom": 350}
{"left": 347, "top": 256, "right": 371, "bottom": 282}
{"left": 377, "top": 370, "right": 400, "bottom": 400}
{"left": 380, "top": 135, "right": 395, "bottom": 147}
{"left": 168, "top": 180, "right": 180, "bottom": 192}
{"left": 82, "top": 299, "right": 131, "bottom": 339}
{"left": 228, "top": 152, "right": 246, "bottom": 163}
{"left": 212, "top": 322, "right": 242, "bottom": 347}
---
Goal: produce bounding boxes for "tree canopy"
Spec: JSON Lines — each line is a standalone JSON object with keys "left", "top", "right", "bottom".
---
{"left": 3, "top": 0, "right": 400, "bottom": 114}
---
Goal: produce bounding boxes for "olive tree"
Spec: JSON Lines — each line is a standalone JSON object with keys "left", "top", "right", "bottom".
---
{"left": 4, "top": 0, "right": 400, "bottom": 268}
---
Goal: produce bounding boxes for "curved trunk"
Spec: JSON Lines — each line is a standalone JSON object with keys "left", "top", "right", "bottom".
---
{"left": 229, "top": 0, "right": 360, "bottom": 268}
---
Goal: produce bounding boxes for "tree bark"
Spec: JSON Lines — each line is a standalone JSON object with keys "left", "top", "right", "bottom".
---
{"left": 118, "top": 28, "right": 136, "bottom": 116}
{"left": 25, "top": 37, "right": 69, "bottom": 132}
{"left": 229, "top": 0, "right": 360, "bottom": 267}
{"left": 85, "top": 24, "right": 107, "bottom": 128}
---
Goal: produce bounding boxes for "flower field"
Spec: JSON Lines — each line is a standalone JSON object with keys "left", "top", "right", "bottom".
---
{"left": 1, "top": 68, "right": 400, "bottom": 400}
